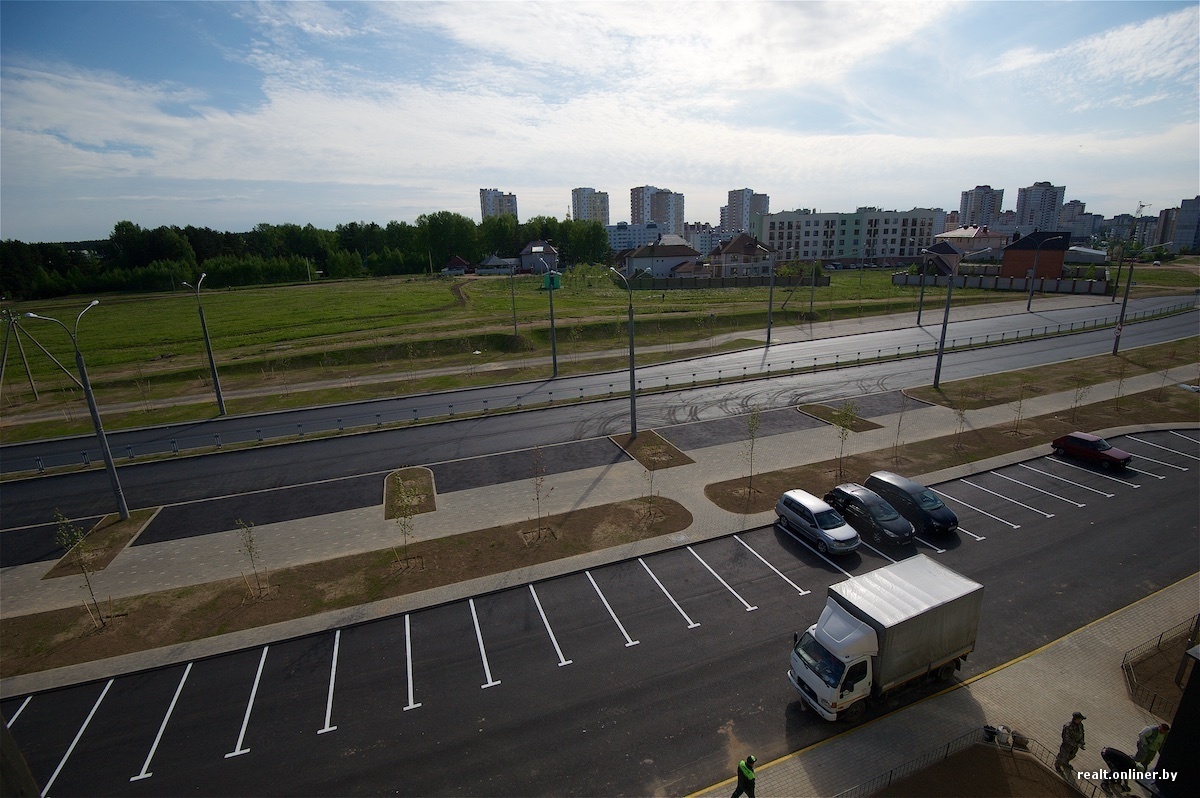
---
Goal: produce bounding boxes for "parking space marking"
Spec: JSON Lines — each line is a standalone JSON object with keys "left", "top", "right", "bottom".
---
{"left": 586, "top": 571, "right": 640, "bottom": 647}
{"left": 1051, "top": 458, "right": 1142, "bottom": 487}
{"left": 1168, "top": 430, "right": 1199, "bottom": 445}
{"left": 961, "top": 479, "right": 1054, "bottom": 518}
{"left": 734, "top": 534, "right": 815, "bottom": 592}
{"left": 469, "top": 599, "right": 502, "bottom": 688}
{"left": 1124, "top": 451, "right": 1190, "bottom": 472}
{"left": 989, "top": 471, "right": 1085, "bottom": 507}
{"left": 1127, "top": 466, "right": 1167, "bottom": 480}
{"left": 1017, "top": 463, "right": 1115, "bottom": 498}
{"left": 845, "top": 538, "right": 898, "bottom": 564}
{"left": 932, "top": 489, "right": 1019, "bottom": 529}
{"left": 957, "top": 525, "right": 987, "bottom": 542}
{"left": 131, "top": 662, "right": 192, "bottom": 781}
{"left": 774, "top": 523, "right": 854, "bottom": 576}
{"left": 1126, "top": 435, "right": 1199, "bottom": 462}
{"left": 529, "top": 585, "right": 573, "bottom": 666}
{"left": 317, "top": 631, "right": 340, "bottom": 734}
{"left": 225, "top": 646, "right": 269, "bottom": 758}
{"left": 638, "top": 558, "right": 700, "bottom": 629}
{"left": 687, "top": 546, "right": 758, "bottom": 611}
{"left": 913, "top": 535, "right": 946, "bottom": 553}
{"left": 403, "top": 614, "right": 421, "bottom": 710}
{"left": 5, "top": 696, "right": 30, "bottom": 728}
{"left": 41, "top": 679, "right": 112, "bottom": 797}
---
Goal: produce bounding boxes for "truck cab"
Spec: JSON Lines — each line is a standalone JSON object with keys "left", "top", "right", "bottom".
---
{"left": 788, "top": 598, "right": 878, "bottom": 721}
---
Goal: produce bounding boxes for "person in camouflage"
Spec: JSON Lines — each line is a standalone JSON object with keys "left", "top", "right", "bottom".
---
{"left": 1055, "top": 712, "right": 1087, "bottom": 775}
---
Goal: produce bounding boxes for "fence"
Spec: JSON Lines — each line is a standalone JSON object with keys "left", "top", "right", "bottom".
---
{"left": 833, "top": 726, "right": 1105, "bottom": 797}
{"left": 892, "top": 273, "right": 1110, "bottom": 295}
{"left": 8, "top": 299, "right": 1198, "bottom": 475}
{"left": 627, "top": 275, "right": 830, "bottom": 290}
{"left": 1121, "top": 614, "right": 1198, "bottom": 720}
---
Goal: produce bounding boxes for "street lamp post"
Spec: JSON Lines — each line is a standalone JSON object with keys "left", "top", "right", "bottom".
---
{"left": 911, "top": 239, "right": 930, "bottom": 326}
{"left": 540, "top": 259, "right": 558, "bottom": 377}
{"left": 1112, "top": 261, "right": 1134, "bottom": 355}
{"left": 932, "top": 247, "right": 990, "bottom": 390}
{"left": 181, "top": 272, "right": 227, "bottom": 415}
{"left": 1026, "top": 235, "right": 1064, "bottom": 312}
{"left": 609, "top": 266, "right": 649, "bottom": 438}
{"left": 25, "top": 302, "right": 130, "bottom": 520}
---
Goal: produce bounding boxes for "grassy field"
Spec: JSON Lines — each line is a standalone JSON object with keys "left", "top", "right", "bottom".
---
{"left": 2, "top": 260, "right": 1195, "bottom": 443}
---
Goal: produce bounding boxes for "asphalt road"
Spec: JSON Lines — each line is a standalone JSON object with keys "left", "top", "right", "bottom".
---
{"left": 3, "top": 430, "right": 1197, "bottom": 796}
{"left": 1, "top": 295, "right": 1192, "bottom": 474}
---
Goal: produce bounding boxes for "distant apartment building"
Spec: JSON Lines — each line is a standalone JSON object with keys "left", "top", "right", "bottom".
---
{"left": 762, "top": 207, "right": 945, "bottom": 264}
{"left": 571, "top": 188, "right": 610, "bottom": 226}
{"left": 959, "top": 185, "right": 1004, "bottom": 227}
{"left": 682, "top": 222, "right": 721, "bottom": 257}
{"left": 1169, "top": 196, "right": 1200, "bottom": 253}
{"left": 480, "top": 188, "right": 519, "bottom": 222}
{"left": 606, "top": 221, "right": 668, "bottom": 253}
{"left": 721, "top": 188, "right": 769, "bottom": 233}
{"left": 1015, "top": 181, "right": 1066, "bottom": 233}
{"left": 631, "top": 185, "right": 685, "bottom": 236}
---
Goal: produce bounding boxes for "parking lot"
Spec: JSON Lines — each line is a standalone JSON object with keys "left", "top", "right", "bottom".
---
{"left": 3, "top": 429, "right": 1197, "bottom": 797}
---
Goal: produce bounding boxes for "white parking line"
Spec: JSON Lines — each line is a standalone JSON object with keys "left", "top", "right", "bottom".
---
{"left": 957, "top": 525, "right": 987, "bottom": 542}
{"left": 775, "top": 523, "right": 855, "bottom": 576}
{"left": 687, "top": 546, "right": 758, "bottom": 611}
{"left": 1168, "top": 430, "right": 1199, "bottom": 445}
{"left": 961, "top": 479, "right": 1054, "bottom": 518}
{"left": 403, "top": 614, "right": 421, "bottom": 710}
{"left": 913, "top": 535, "right": 946, "bottom": 553}
{"left": 317, "top": 631, "right": 340, "bottom": 734}
{"left": 131, "top": 663, "right": 192, "bottom": 781}
{"left": 469, "top": 599, "right": 502, "bottom": 688}
{"left": 1126, "top": 435, "right": 1199, "bottom": 462}
{"left": 529, "top": 585, "right": 573, "bottom": 666}
{"left": 1127, "top": 466, "right": 1167, "bottom": 480}
{"left": 639, "top": 558, "right": 700, "bottom": 629}
{"left": 932, "top": 488, "right": 1020, "bottom": 529}
{"left": 734, "top": 534, "right": 815, "bottom": 591}
{"left": 586, "top": 571, "right": 640, "bottom": 646}
{"left": 1050, "top": 458, "right": 1142, "bottom": 487}
{"left": 851, "top": 539, "right": 898, "bottom": 563}
{"left": 1017, "top": 463, "right": 1115, "bottom": 497}
{"left": 41, "top": 679, "right": 112, "bottom": 797}
{"left": 225, "top": 646, "right": 269, "bottom": 758}
{"left": 989, "top": 471, "right": 1085, "bottom": 507}
{"left": 5, "top": 696, "right": 30, "bottom": 728}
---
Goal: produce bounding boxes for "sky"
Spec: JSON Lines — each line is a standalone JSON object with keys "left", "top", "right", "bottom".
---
{"left": 1, "top": 0, "right": 1198, "bottom": 243}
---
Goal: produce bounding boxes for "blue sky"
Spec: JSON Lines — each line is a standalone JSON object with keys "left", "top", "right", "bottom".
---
{"left": 2, "top": 0, "right": 1197, "bottom": 242}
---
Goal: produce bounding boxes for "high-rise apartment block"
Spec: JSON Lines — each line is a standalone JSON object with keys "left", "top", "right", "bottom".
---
{"left": 480, "top": 188, "right": 519, "bottom": 222}
{"left": 1015, "top": 181, "right": 1065, "bottom": 233}
{"left": 631, "top": 185, "right": 685, "bottom": 236}
{"left": 571, "top": 188, "right": 610, "bottom": 225}
{"left": 959, "top": 185, "right": 1004, "bottom": 227}
{"left": 722, "top": 188, "right": 770, "bottom": 233}
{"left": 762, "top": 207, "right": 945, "bottom": 264}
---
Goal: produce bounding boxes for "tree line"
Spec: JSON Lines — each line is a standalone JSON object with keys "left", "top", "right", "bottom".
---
{"left": 0, "top": 212, "right": 612, "bottom": 299}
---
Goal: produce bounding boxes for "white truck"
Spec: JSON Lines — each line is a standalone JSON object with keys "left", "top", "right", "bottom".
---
{"left": 787, "top": 554, "right": 983, "bottom": 722}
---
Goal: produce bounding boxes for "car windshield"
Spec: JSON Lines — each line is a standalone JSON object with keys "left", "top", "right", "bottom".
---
{"left": 867, "top": 501, "right": 900, "bottom": 521}
{"left": 796, "top": 631, "right": 845, "bottom": 688}
{"left": 916, "top": 490, "right": 944, "bottom": 511}
{"left": 1094, "top": 438, "right": 1113, "bottom": 451}
{"left": 815, "top": 509, "right": 847, "bottom": 530}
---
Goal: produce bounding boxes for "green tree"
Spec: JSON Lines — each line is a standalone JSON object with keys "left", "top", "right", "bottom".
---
{"left": 417, "top": 211, "right": 479, "bottom": 269}
{"left": 831, "top": 399, "right": 860, "bottom": 481}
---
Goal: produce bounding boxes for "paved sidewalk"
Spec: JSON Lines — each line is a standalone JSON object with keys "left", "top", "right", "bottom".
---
{"left": 691, "top": 574, "right": 1197, "bottom": 798}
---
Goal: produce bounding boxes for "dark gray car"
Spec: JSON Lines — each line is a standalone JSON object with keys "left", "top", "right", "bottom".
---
{"left": 863, "top": 471, "right": 958, "bottom": 536}
{"left": 824, "top": 483, "right": 914, "bottom": 545}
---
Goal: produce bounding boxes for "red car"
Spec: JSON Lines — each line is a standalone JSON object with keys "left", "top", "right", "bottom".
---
{"left": 1051, "top": 432, "right": 1132, "bottom": 469}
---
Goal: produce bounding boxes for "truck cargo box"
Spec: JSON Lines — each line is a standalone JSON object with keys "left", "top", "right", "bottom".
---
{"left": 827, "top": 555, "right": 983, "bottom": 694}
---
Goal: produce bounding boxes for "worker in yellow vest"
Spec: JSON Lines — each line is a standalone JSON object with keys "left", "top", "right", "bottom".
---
{"left": 731, "top": 754, "right": 756, "bottom": 798}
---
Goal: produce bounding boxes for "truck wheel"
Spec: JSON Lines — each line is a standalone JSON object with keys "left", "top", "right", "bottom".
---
{"left": 839, "top": 701, "right": 865, "bottom": 723}
{"left": 936, "top": 661, "right": 957, "bottom": 682}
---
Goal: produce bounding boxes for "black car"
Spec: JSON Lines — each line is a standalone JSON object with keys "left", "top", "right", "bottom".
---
{"left": 824, "top": 483, "right": 915, "bottom": 545}
{"left": 863, "top": 471, "right": 958, "bottom": 536}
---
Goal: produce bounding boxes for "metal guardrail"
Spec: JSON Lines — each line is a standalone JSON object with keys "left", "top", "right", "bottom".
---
{"left": 5, "top": 299, "right": 1198, "bottom": 475}
{"left": 1121, "top": 614, "right": 1198, "bottom": 720}
{"left": 833, "top": 726, "right": 1105, "bottom": 797}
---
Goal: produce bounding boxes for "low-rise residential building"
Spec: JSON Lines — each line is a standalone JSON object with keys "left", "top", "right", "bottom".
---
{"left": 621, "top": 235, "right": 702, "bottom": 278}
{"left": 519, "top": 240, "right": 558, "bottom": 273}
{"left": 935, "top": 225, "right": 1012, "bottom": 258}
{"left": 999, "top": 230, "right": 1071, "bottom": 279}
{"left": 708, "top": 233, "right": 775, "bottom": 278}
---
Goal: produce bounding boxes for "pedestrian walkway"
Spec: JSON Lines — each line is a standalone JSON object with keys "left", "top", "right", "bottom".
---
{"left": 690, "top": 574, "right": 1197, "bottom": 798}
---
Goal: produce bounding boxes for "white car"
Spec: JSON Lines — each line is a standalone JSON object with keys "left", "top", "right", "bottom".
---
{"left": 775, "top": 489, "right": 860, "bottom": 554}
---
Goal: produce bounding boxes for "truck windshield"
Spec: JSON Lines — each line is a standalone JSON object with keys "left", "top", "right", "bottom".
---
{"left": 795, "top": 631, "right": 845, "bottom": 688}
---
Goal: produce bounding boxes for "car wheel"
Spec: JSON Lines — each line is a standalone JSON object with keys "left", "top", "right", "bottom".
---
{"left": 817, "top": 540, "right": 828, "bottom": 554}
{"left": 1100, "top": 460, "right": 1112, "bottom": 470}
{"left": 872, "top": 530, "right": 883, "bottom": 544}
{"left": 1053, "top": 446, "right": 1065, "bottom": 457}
